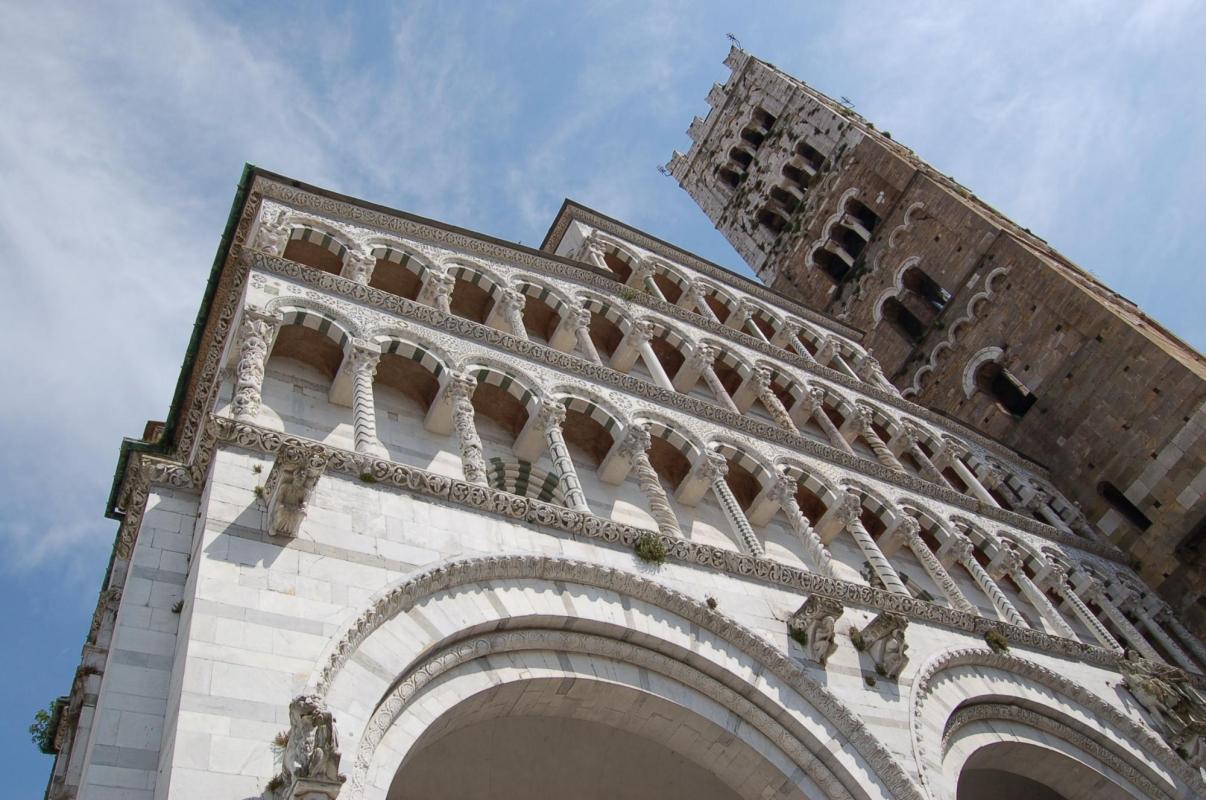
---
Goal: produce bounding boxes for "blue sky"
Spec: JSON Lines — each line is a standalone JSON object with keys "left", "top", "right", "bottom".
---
{"left": 2, "top": 1, "right": 1203, "bottom": 792}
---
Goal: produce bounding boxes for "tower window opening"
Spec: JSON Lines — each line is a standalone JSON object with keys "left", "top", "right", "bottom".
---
{"left": 846, "top": 199, "right": 880, "bottom": 233}
{"left": 882, "top": 297, "right": 925, "bottom": 343}
{"left": 750, "top": 107, "right": 777, "bottom": 131}
{"left": 1098, "top": 481, "right": 1153, "bottom": 532}
{"left": 740, "top": 127, "right": 766, "bottom": 148}
{"left": 796, "top": 142, "right": 825, "bottom": 172}
{"left": 781, "top": 162, "right": 811, "bottom": 190}
{"left": 718, "top": 166, "right": 743, "bottom": 189}
{"left": 833, "top": 225, "right": 868, "bottom": 260}
{"left": 814, "top": 248, "right": 851, "bottom": 283}
{"left": 768, "top": 185, "right": 799, "bottom": 214}
{"left": 902, "top": 266, "right": 951, "bottom": 315}
{"left": 974, "top": 361, "right": 1037, "bottom": 418}
{"left": 729, "top": 147, "right": 753, "bottom": 170}
{"left": 755, "top": 206, "right": 788, "bottom": 234}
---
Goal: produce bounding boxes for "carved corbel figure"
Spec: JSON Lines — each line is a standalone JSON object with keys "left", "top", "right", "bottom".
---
{"left": 858, "top": 612, "right": 909, "bottom": 679}
{"left": 788, "top": 595, "right": 844, "bottom": 666}
{"left": 275, "top": 694, "right": 346, "bottom": 799}
{"left": 1120, "top": 653, "right": 1206, "bottom": 767}
{"left": 264, "top": 443, "right": 329, "bottom": 538}
{"left": 257, "top": 210, "right": 290, "bottom": 257}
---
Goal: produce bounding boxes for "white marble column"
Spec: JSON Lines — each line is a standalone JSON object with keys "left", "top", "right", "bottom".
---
{"left": 629, "top": 321, "right": 675, "bottom": 391}
{"left": 684, "top": 282, "right": 720, "bottom": 323}
{"left": 793, "top": 388, "right": 855, "bottom": 455}
{"left": 1155, "top": 603, "right": 1206, "bottom": 668}
{"left": 1042, "top": 564, "right": 1123, "bottom": 653}
{"left": 852, "top": 406, "right": 905, "bottom": 472}
{"left": 633, "top": 262, "right": 667, "bottom": 301}
{"left": 752, "top": 368, "right": 799, "bottom": 433}
{"left": 700, "top": 357, "right": 741, "bottom": 415}
{"left": 890, "top": 517, "right": 976, "bottom": 614}
{"left": 232, "top": 308, "right": 282, "bottom": 421}
{"left": 994, "top": 548, "right": 1076, "bottom": 638}
{"left": 1139, "top": 603, "right": 1204, "bottom": 673}
{"left": 1082, "top": 580, "right": 1161, "bottom": 660}
{"left": 571, "top": 307, "right": 602, "bottom": 365}
{"left": 854, "top": 354, "right": 895, "bottom": 392}
{"left": 946, "top": 534, "right": 1027, "bottom": 627}
{"left": 729, "top": 299, "right": 769, "bottom": 342}
{"left": 618, "top": 425, "right": 681, "bottom": 537}
{"left": 896, "top": 425, "right": 953, "bottom": 487}
{"left": 534, "top": 402, "right": 590, "bottom": 513}
{"left": 767, "top": 475, "right": 835, "bottom": 576}
{"left": 448, "top": 372, "right": 487, "bottom": 485}
{"left": 349, "top": 344, "right": 388, "bottom": 458}
{"left": 771, "top": 321, "right": 817, "bottom": 363}
{"left": 499, "top": 289, "right": 528, "bottom": 340}
{"left": 1025, "top": 490, "right": 1076, "bottom": 534}
{"left": 938, "top": 443, "right": 999, "bottom": 507}
{"left": 698, "top": 453, "right": 764, "bottom": 557}
{"left": 834, "top": 490, "right": 908, "bottom": 595}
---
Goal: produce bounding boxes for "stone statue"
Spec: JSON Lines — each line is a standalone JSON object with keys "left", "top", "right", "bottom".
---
{"left": 1121, "top": 653, "right": 1206, "bottom": 767}
{"left": 265, "top": 445, "right": 328, "bottom": 538}
{"left": 789, "top": 595, "right": 844, "bottom": 666}
{"left": 278, "top": 694, "right": 346, "bottom": 798}
{"left": 859, "top": 612, "right": 909, "bottom": 680}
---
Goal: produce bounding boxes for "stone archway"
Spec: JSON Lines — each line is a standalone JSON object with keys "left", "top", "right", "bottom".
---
{"left": 386, "top": 672, "right": 801, "bottom": 800}
{"left": 954, "top": 739, "right": 1136, "bottom": 800}
{"left": 310, "top": 556, "right": 920, "bottom": 800}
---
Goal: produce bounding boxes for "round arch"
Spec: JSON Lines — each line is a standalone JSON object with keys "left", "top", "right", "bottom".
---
{"left": 909, "top": 648, "right": 1203, "bottom": 800}
{"left": 308, "top": 556, "right": 921, "bottom": 800}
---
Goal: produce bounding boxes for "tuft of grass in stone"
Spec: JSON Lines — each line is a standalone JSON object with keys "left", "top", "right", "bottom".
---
{"left": 850, "top": 628, "right": 865, "bottom": 651}
{"left": 984, "top": 629, "right": 1010, "bottom": 653}
{"left": 359, "top": 472, "right": 378, "bottom": 484}
{"left": 633, "top": 533, "right": 667, "bottom": 565}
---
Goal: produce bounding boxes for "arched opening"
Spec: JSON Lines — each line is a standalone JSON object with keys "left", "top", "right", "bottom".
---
{"left": 901, "top": 266, "right": 951, "bottom": 316}
{"left": 282, "top": 227, "right": 346, "bottom": 276}
{"left": 261, "top": 322, "right": 346, "bottom": 444}
{"left": 650, "top": 267, "right": 686, "bottom": 305}
{"left": 755, "top": 207, "right": 788, "bottom": 234}
{"left": 646, "top": 329, "right": 686, "bottom": 381}
{"left": 957, "top": 740, "right": 1133, "bottom": 800}
{"left": 702, "top": 288, "right": 734, "bottom": 323}
{"left": 601, "top": 249, "right": 635, "bottom": 284}
{"left": 832, "top": 223, "right": 869, "bottom": 260}
{"left": 448, "top": 269, "right": 497, "bottom": 324}
{"left": 814, "top": 248, "right": 851, "bottom": 283}
{"left": 975, "top": 361, "right": 1037, "bottom": 418}
{"left": 369, "top": 246, "right": 423, "bottom": 300}
{"left": 882, "top": 296, "right": 925, "bottom": 344}
{"left": 845, "top": 199, "right": 879, "bottom": 233}
{"left": 373, "top": 342, "right": 446, "bottom": 470}
{"left": 796, "top": 142, "right": 824, "bottom": 173}
{"left": 718, "top": 165, "right": 743, "bottom": 189}
{"left": 1097, "top": 481, "right": 1152, "bottom": 531}
{"left": 740, "top": 126, "right": 766, "bottom": 148}
{"left": 728, "top": 147, "right": 753, "bottom": 171}
{"left": 586, "top": 308, "right": 625, "bottom": 359}
{"left": 517, "top": 290, "right": 563, "bottom": 344}
{"left": 469, "top": 371, "right": 532, "bottom": 460}
{"left": 768, "top": 185, "right": 799, "bottom": 215}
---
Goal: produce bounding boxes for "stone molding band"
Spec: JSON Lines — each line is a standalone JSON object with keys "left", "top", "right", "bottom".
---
{"left": 248, "top": 250, "right": 1121, "bottom": 564}
{"left": 203, "top": 416, "right": 1141, "bottom": 673}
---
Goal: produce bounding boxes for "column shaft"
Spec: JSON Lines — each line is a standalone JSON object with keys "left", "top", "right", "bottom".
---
{"left": 543, "top": 421, "right": 590, "bottom": 513}
{"left": 1055, "top": 579, "right": 1123, "bottom": 652}
{"left": 1161, "top": 608, "right": 1206, "bottom": 668}
{"left": 772, "top": 480, "right": 835, "bottom": 577}
{"left": 901, "top": 527, "right": 976, "bottom": 614}
{"left": 811, "top": 405, "right": 855, "bottom": 455}
{"left": 637, "top": 339, "right": 675, "bottom": 392}
{"left": 848, "top": 519, "right": 909, "bottom": 595}
{"left": 754, "top": 372, "right": 799, "bottom": 433}
{"left": 950, "top": 457, "right": 999, "bottom": 506}
{"left": 1094, "top": 595, "right": 1160, "bottom": 660}
{"left": 232, "top": 312, "right": 279, "bottom": 421}
{"left": 1011, "top": 569, "right": 1076, "bottom": 638}
{"left": 952, "top": 538, "right": 1026, "bottom": 627}
{"left": 449, "top": 374, "right": 487, "bottom": 485}
{"left": 574, "top": 322, "right": 603, "bottom": 365}
{"left": 857, "top": 413, "right": 905, "bottom": 472}
{"left": 350, "top": 347, "right": 388, "bottom": 458}
{"left": 1137, "top": 608, "right": 1201, "bottom": 673}
{"left": 701, "top": 365, "right": 740, "bottom": 414}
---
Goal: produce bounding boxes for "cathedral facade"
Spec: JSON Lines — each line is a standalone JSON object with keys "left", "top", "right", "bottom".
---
{"left": 41, "top": 161, "right": 1206, "bottom": 799}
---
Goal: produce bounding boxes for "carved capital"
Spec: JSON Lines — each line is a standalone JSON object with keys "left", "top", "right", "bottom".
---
{"left": 617, "top": 424, "right": 653, "bottom": 460}
{"left": 349, "top": 343, "right": 381, "bottom": 376}
{"left": 346, "top": 249, "right": 375, "bottom": 283}
{"left": 752, "top": 366, "right": 775, "bottom": 393}
{"left": 447, "top": 371, "right": 478, "bottom": 401}
{"left": 629, "top": 319, "right": 656, "bottom": 344}
{"left": 766, "top": 473, "right": 799, "bottom": 505}
{"left": 836, "top": 488, "right": 863, "bottom": 525}
{"left": 571, "top": 305, "right": 592, "bottom": 329}
{"left": 696, "top": 452, "right": 729, "bottom": 483}
{"left": 500, "top": 288, "right": 526, "bottom": 312}
{"left": 536, "top": 400, "right": 566, "bottom": 432}
{"left": 685, "top": 343, "right": 718, "bottom": 370}
{"left": 946, "top": 533, "right": 976, "bottom": 564}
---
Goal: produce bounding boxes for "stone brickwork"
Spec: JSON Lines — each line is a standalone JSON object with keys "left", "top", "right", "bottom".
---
{"left": 670, "top": 47, "right": 1206, "bottom": 635}
{"left": 42, "top": 169, "right": 1206, "bottom": 799}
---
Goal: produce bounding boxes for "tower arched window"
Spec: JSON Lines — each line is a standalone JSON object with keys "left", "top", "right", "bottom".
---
{"left": 974, "top": 361, "right": 1036, "bottom": 418}
{"left": 882, "top": 297, "right": 924, "bottom": 343}
{"left": 814, "top": 248, "right": 851, "bottom": 283}
{"left": 901, "top": 266, "right": 951, "bottom": 316}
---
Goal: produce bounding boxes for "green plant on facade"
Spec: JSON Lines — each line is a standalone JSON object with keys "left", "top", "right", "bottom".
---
{"left": 633, "top": 532, "right": 667, "bottom": 565}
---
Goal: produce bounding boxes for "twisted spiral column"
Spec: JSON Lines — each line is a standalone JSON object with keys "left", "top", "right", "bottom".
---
{"left": 753, "top": 369, "right": 799, "bottom": 433}
{"left": 767, "top": 475, "right": 834, "bottom": 577}
{"left": 799, "top": 388, "right": 854, "bottom": 455}
{"left": 896, "top": 518, "right": 975, "bottom": 613}
{"left": 1156, "top": 604, "right": 1206, "bottom": 668}
{"left": 349, "top": 344, "right": 388, "bottom": 458}
{"left": 949, "top": 534, "right": 1027, "bottom": 627}
{"left": 835, "top": 490, "right": 907, "bottom": 595}
{"left": 699, "top": 454, "right": 764, "bottom": 557}
{"left": 619, "top": 425, "right": 680, "bottom": 537}
{"left": 536, "top": 402, "right": 590, "bottom": 513}
{"left": 854, "top": 406, "right": 905, "bottom": 472}
{"left": 1046, "top": 565, "right": 1123, "bottom": 653}
{"left": 448, "top": 372, "right": 487, "bottom": 485}
{"left": 1137, "top": 604, "right": 1202, "bottom": 673}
